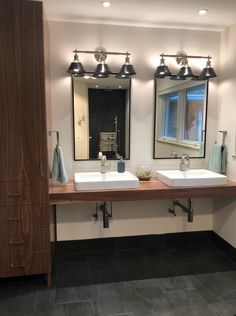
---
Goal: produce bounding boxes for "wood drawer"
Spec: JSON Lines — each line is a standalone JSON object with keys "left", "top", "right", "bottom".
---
{"left": 0, "top": 252, "right": 51, "bottom": 277}
{"left": 0, "top": 228, "right": 50, "bottom": 254}
{"left": 0, "top": 181, "right": 48, "bottom": 206}
{"left": 0, "top": 205, "right": 49, "bottom": 229}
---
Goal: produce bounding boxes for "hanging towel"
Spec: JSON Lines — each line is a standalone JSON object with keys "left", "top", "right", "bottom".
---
{"left": 208, "top": 143, "right": 222, "bottom": 174}
{"left": 51, "top": 144, "right": 68, "bottom": 183}
{"left": 208, "top": 143, "right": 227, "bottom": 174}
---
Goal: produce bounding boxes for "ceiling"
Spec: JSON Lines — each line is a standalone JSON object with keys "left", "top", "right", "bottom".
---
{"left": 43, "top": 0, "right": 236, "bottom": 31}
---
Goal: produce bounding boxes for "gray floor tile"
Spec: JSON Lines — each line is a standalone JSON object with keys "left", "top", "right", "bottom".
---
{"left": 190, "top": 271, "right": 236, "bottom": 302}
{"left": 209, "top": 301, "right": 236, "bottom": 316}
{"left": 125, "top": 278, "right": 163, "bottom": 300}
{"left": 62, "top": 301, "right": 93, "bottom": 316}
{"left": 0, "top": 289, "right": 55, "bottom": 316}
{"left": 158, "top": 275, "right": 195, "bottom": 293}
{"left": 55, "top": 285, "right": 92, "bottom": 304}
{"left": 166, "top": 289, "right": 215, "bottom": 316}
{"left": 124, "top": 279, "right": 175, "bottom": 316}
{"left": 91, "top": 282, "right": 128, "bottom": 316}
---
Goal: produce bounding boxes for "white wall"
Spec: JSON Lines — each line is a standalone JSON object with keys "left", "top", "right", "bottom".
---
{"left": 48, "top": 21, "right": 220, "bottom": 240}
{"left": 213, "top": 23, "right": 236, "bottom": 247}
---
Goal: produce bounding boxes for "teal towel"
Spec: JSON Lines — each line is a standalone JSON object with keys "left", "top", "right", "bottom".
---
{"left": 208, "top": 143, "right": 227, "bottom": 174}
{"left": 208, "top": 143, "right": 222, "bottom": 174}
{"left": 51, "top": 144, "right": 68, "bottom": 183}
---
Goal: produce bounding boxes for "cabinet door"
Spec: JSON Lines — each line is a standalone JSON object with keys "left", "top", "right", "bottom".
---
{"left": 0, "top": 0, "right": 48, "bottom": 181}
{"left": 20, "top": 1, "right": 48, "bottom": 181}
{"left": 0, "top": 0, "right": 23, "bottom": 181}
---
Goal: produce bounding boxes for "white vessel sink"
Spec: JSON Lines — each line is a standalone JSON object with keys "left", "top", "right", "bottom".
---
{"left": 155, "top": 169, "right": 227, "bottom": 187}
{"left": 74, "top": 171, "right": 139, "bottom": 190}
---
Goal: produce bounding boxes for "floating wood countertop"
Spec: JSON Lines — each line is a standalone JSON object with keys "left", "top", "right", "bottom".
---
{"left": 49, "top": 178, "right": 236, "bottom": 205}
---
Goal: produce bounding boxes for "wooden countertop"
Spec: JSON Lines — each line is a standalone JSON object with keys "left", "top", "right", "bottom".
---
{"left": 49, "top": 178, "right": 236, "bottom": 205}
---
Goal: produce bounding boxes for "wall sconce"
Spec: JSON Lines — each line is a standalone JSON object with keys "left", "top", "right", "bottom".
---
{"left": 154, "top": 52, "right": 217, "bottom": 80}
{"left": 67, "top": 48, "right": 136, "bottom": 78}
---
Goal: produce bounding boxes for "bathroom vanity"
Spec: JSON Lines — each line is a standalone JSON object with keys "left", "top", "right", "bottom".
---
{"left": 49, "top": 178, "right": 236, "bottom": 204}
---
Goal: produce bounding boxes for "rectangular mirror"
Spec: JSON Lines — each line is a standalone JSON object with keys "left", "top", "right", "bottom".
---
{"left": 153, "top": 78, "right": 208, "bottom": 159}
{"left": 73, "top": 74, "right": 130, "bottom": 160}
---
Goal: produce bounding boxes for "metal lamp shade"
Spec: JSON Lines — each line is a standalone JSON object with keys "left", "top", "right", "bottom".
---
{"left": 67, "top": 61, "right": 86, "bottom": 76}
{"left": 177, "top": 66, "right": 194, "bottom": 78}
{"left": 93, "top": 63, "right": 111, "bottom": 78}
{"left": 117, "top": 63, "right": 136, "bottom": 77}
{"left": 199, "top": 67, "right": 217, "bottom": 80}
{"left": 154, "top": 65, "right": 171, "bottom": 78}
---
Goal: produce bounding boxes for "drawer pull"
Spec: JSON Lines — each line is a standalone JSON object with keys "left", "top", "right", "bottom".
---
{"left": 8, "top": 217, "right": 22, "bottom": 222}
{"left": 10, "top": 262, "right": 25, "bottom": 268}
{"left": 8, "top": 192, "right": 21, "bottom": 197}
{"left": 9, "top": 240, "right": 25, "bottom": 245}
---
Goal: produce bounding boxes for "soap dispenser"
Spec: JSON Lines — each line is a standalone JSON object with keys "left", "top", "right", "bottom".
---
{"left": 117, "top": 156, "right": 125, "bottom": 173}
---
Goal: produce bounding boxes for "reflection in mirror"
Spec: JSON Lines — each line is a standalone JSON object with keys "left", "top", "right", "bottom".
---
{"left": 73, "top": 74, "right": 130, "bottom": 160}
{"left": 154, "top": 78, "right": 208, "bottom": 159}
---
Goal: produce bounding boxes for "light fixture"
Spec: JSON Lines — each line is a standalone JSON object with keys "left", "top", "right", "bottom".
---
{"left": 116, "top": 53, "right": 136, "bottom": 79}
{"left": 154, "top": 52, "right": 217, "bottom": 81}
{"left": 67, "top": 50, "right": 86, "bottom": 76}
{"left": 177, "top": 58, "right": 194, "bottom": 78}
{"left": 199, "top": 56, "right": 217, "bottom": 80}
{"left": 92, "top": 50, "right": 111, "bottom": 78}
{"left": 154, "top": 54, "right": 172, "bottom": 78}
{"left": 68, "top": 48, "right": 136, "bottom": 79}
{"left": 102, "top": 0, "right": 111, "bottom": 7}
{"left": 93, "top": 61, "right": 111, "bottom": 78}
{"left": 198, "top": 8, "right": 208, "bottom": 15}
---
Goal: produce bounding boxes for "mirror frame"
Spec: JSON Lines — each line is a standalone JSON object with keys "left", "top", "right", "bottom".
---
{"left": 72, "top": 73, "right": 131, "bottom": 161}
{"left": 153, "top": 78, "right": 209, "bottom": 159}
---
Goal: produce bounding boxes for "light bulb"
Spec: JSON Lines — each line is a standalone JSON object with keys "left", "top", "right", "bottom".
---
{"left": 198, "top": 9, "right": 208, "bottom": 15}
{"left": 102, "top": 1, "right": 111, "bottom": 8}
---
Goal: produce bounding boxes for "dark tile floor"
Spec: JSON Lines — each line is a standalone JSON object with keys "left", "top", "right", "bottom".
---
{"left": 1, "top": 234, "right": 236, "bottom": 316}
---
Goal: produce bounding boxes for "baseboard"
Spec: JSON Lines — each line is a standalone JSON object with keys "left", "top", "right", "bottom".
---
{"left": 56, "top": 231, "right": 213, "bottom": 253}
{"left": 211, "top": 232, "right": 236, "bottom": 262}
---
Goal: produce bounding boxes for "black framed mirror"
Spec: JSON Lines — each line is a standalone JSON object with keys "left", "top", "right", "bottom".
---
{"left": 153, "top": 78, "right": 208, "bottom": 159}
{"left": 72, "top": 74, "right": 131, "bottom": 160}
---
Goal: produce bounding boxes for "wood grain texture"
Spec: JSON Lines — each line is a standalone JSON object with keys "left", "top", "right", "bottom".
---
{"left": 49, "top": 179, "right": 236, "bottom": 204}
{"left": 0, "top": 228, "right": 50, "bottom": 255}
{"left": 0, "top": 205, "right": 49, "bottom": 230}
{"left": 0, "top": 0, "right": 48, "bottom": 182}
{"left": 0, "top": 252, "right": 51, "bottom": 277}
{"left": 0, "top": 181, "right": 49, "bottom": 207}
{"left": 0, "top": 0, "right": 51, "bottom": 282}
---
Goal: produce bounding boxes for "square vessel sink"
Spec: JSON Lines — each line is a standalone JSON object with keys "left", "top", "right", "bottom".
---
{"left": 155, "top": 169, "right": 227, "bottom": 187}
{"left": 74, "top": 171, "right": 139, "bottom": 190}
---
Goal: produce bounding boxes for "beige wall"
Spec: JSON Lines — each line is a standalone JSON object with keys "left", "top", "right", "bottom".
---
{"left": 48, "top": 21, "right": 220, "bottom": 240}
{"left": 213, "top": 23, "right": 236, "bottom": 247}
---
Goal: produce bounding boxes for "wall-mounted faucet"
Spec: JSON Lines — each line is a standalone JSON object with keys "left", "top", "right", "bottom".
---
{"left": 180, "top": 153, "right": 190, "bottom": 171}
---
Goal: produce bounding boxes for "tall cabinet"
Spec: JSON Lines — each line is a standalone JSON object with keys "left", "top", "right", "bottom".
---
{"left": 0, "top": 0, "right": 51, "bottom": 285}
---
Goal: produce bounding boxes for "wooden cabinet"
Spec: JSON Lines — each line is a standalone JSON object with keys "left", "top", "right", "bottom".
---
{"left": 0, "top": 0, "right": 51, "bottom": 286}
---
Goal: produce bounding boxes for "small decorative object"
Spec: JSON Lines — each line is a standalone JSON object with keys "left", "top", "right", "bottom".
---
{"left": 136, "top": 165, "right": 153, "bottom": 181}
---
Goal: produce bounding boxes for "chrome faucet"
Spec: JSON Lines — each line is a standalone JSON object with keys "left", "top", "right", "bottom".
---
{"left": 100, "top": 154, "right": 110, "bottom": 173}
{"left": 180, "top": 153, "right": 190, "bottom": 171}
